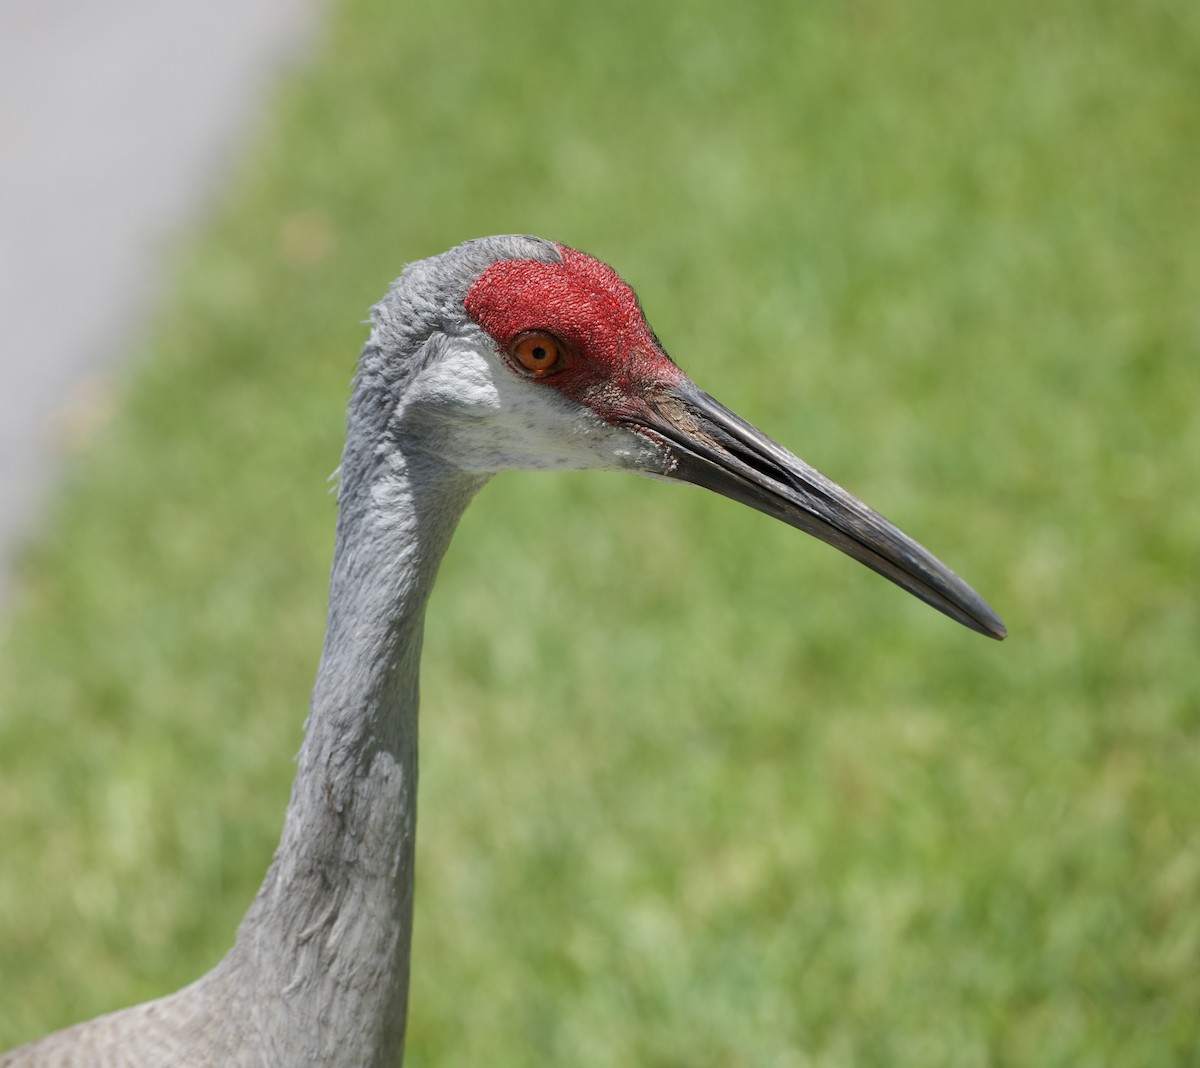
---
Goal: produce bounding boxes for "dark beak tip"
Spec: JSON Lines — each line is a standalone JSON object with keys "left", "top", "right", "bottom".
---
{"left": 963, "top": 598, "right": 1006, "bottom": 640}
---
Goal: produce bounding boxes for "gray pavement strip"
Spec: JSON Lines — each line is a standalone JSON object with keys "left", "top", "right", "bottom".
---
{"left": 0, "top": 0, "right": 321, "bottom": 606}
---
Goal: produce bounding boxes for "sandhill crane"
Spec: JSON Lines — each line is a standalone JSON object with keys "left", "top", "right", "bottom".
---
{"left": 1, "top": 235, "right": 1004, "bottom": 1067}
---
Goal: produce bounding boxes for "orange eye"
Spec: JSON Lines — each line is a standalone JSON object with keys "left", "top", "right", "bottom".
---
{"left": 511, "top": 332, "right": 564, "bottom": 377}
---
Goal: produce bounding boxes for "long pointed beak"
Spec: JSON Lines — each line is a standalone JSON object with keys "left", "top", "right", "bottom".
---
{"left": 631, "top": 380, "right": 1006, "bottom": 640}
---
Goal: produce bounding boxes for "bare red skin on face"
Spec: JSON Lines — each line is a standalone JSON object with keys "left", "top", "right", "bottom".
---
{"left": 463, "top": 244, "right": 685, "bottom": 421}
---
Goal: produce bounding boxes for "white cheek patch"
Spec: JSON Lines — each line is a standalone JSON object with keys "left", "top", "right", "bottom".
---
{"left": 404, "top": 339, "right": 504, "bottom": 416}
{"left": 400, "top": 337, "right": 668, "bottom": 476}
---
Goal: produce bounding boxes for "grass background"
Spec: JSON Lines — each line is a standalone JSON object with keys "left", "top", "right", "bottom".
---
{"left": 1, "top": 0, "right": 1197, "bottom": 1064}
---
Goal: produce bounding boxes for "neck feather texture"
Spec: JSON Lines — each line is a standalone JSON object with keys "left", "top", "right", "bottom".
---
{"left": 81, "top": 442, "right": 482, "bottom": 1068}
{"left": 2, "top": 439, "right": 483, "bottom": 1068}
{"left": 205, "top": 442, "right": 485, "bottom": 1065}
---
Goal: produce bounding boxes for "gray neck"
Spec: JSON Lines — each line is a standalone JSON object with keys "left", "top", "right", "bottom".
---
{"left": 203, "top": 436, "right": 486, "bottom": 1066}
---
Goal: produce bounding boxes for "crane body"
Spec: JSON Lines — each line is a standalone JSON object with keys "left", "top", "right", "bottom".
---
{"left": 1, "top": 235, "right": 1003, "bottom": 1067}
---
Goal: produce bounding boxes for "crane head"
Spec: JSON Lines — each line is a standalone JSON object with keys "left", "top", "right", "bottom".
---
{"left": 375, "top": 235, "right": 1005, "bottom": 640}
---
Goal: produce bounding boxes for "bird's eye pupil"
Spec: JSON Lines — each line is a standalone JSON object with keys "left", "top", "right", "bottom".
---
{"left": 511, "top": 332, "right": 564, "bottom": 376}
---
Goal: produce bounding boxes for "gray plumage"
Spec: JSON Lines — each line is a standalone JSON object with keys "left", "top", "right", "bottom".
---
{"left": 3, "top": 235, "right": 1003, "bottom": 1067}
{"left": 3, "top": 236, "right": 556, "bottom": 1067}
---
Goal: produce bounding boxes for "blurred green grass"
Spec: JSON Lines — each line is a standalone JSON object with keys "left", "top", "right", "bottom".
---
{"left": 1, "top": 0, "right": 1197, "bottom": 1064}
